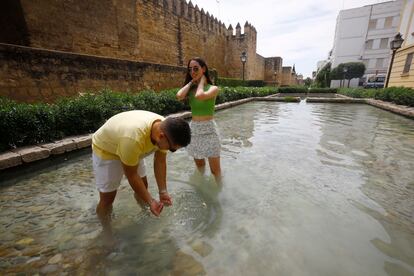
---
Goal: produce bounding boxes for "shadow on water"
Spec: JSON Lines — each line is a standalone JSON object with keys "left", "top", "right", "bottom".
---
{"left": 351, "top": 200, "right": 414, "bottom": 276}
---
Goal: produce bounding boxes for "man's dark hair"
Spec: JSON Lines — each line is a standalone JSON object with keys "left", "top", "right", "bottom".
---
{"left": 162, "top": 117, "right": 191, "bottom": 147}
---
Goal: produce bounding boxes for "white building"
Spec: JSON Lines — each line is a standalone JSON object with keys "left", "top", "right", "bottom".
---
{"left": 330, "top": 0, "right": 403, "bottom": 88}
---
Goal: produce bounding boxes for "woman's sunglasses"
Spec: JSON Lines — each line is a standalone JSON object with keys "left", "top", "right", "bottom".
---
{"left": 188, "top": 66, "right": 200, "bottom": 73}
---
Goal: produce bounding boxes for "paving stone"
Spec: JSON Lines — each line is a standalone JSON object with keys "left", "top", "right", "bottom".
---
{"left": 0, "top": 151, "right": 22, "bottom": 170}
{"left": 11, "top": 146, "right": 50, "bottom": 163}
{"left": 72, "top": 135, "right": 92, "bottom": 149}
{"left": 41, "top": 142, "right": 67, "bottom": 155}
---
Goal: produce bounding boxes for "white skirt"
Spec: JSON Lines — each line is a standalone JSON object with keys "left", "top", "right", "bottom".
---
{"left": 187, "top": 120, "right": 221, "bottom": 159}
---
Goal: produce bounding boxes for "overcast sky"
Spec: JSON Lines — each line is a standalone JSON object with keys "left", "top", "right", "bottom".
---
{"left": 189, "top": 0, "right": 393, "bottom": 78}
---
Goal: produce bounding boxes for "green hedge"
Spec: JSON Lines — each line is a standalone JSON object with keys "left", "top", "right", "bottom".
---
{"left": 278, "top": 87, "right": 308, "bottom": 93}
{"left": 338, "top": 87, "right": 414, "bottom": 107}
{"left": 0, "top": 87, "right": 276, "bottom": 152}
{"left": 217, "top": 78, "right": 247, "bottom": 87}
{"left": 337, "top": 88, "right": 377, "bottom": 98}
{"left": 246, "top": 80, "right": 265, "bottom": 87}
{"left": 216, "top": 78, "right": 265, "bottom": 87}
{"left": 308, "top": 88, "right": 338, "bottom": 93}
{"left": 374, "top": 87, "right": 414, "bottom": 106}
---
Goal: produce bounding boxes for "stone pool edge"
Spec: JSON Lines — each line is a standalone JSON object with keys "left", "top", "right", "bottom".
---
{"left": 1, "top": 95, "right": 413, "bottom": 170}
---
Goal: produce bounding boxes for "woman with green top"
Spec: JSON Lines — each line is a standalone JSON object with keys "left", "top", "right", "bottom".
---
{"left": 176, "top": 57, "right": 221, "bottom": 178}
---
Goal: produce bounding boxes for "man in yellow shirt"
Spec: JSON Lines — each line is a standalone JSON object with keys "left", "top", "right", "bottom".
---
{"left": 92, "top": 110, "right": 191, "bottom": 237}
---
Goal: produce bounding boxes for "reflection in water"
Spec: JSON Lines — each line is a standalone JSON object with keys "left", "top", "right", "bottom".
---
{"left": 217, "top": 102, "right": 261, "bottom": 157}
{"left": 313, "top": 103, "right": 414, "bottom": 275}
{"left": 0, "top": 101, "right": 413, "bottom": 275}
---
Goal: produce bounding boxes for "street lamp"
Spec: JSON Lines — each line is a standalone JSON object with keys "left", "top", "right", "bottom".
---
{"left": 385, "top": 33, "right": 404, "bottom": 88}
{"left": 240, "top": 51, "right": 247, "bottom": 81}
{"left": 343, "top": 66, "right": 348, "bottom": 88}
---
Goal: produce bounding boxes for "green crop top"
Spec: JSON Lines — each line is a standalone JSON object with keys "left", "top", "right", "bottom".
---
{"left": 188, "top": 84, "right": 216, "bottom": 116}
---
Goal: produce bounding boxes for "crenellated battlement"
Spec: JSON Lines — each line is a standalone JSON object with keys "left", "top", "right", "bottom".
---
{"left": 138, "top": 0, "right": 262, "bottom": 80}
{"left": 146, "top": 0, "right": 257, "bottom": 37}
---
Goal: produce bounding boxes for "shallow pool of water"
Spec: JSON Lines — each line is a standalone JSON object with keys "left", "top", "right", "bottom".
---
{"left": 1, "top": 101, "right": 413, "bottom": 275}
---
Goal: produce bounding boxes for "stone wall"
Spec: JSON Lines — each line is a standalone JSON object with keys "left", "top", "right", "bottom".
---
{"left": 136, "top": 0, "right": 229, "bottom": 74}
{"left": 265, "top": 57, "right": 283, "bottom": 85}
{"left": 281, "top": 66, "right": 293, "bottom": 86}
{"left": 0, "top": 0, "right": 286, "bottom": 103}
{"left": 252, "top": 54, "right": 266, "bottom": 80}
{"left": 0, "top": 43, "right": 185, "bottom": 103}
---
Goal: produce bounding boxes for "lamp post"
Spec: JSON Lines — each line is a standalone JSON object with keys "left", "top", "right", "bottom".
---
{"left": 240, "top": 51, "right": 247, "bottom": 81}
{"left": 385, "top": 33, "right": 404, "bottom": 88}
{"left": 343, "top": 66, "right": 348, "bottom": 88}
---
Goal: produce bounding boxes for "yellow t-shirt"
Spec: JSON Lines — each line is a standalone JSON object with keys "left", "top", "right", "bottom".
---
{"left": 92, "top": 110, "right": 166, "bottom": 166}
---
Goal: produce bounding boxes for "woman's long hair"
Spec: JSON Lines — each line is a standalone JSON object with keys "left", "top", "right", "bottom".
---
{"left": 184, "top": 57, "right": 213, "bottom": 86}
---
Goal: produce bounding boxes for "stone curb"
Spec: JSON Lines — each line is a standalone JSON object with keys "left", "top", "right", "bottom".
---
{"left": 254, "top": 97, "right": 301, "bottom": 102}
{"left": 1, "top": 95, "right": 412, "bottom": 171}
{"left": 365, "top": 99, "right": 414, "bottom": 119}
{"left": 306, "top": 98, "right": 366, "bottom": 103}
{"left": 0, "top": 134, "right": 92, "bottom": 170}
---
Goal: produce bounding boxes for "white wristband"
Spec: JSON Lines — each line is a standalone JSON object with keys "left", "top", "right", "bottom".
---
{"left": 159, "top": 189, "right": 168, "bottom": 195}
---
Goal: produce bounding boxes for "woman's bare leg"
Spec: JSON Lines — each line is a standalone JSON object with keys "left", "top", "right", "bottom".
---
{"left": 194, "top": 158, "right": 206, "bottom": 173}
{"left": 208, "top": 156, "right": 221, "bottom": 179}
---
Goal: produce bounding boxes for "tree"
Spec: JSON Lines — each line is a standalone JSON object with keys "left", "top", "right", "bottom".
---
{"left": 304, "top": 77, "right": 313, "bottom": 87}
{"left": 331, "top": 62, "right": 366, "bottom": 87}
{"left": 315, "top": 63, "right": 331, "bottom": 88}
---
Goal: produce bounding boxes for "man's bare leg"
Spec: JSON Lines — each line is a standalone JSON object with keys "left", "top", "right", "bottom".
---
{"left": 96, "top": 190, "right": 117, "bottom": 243}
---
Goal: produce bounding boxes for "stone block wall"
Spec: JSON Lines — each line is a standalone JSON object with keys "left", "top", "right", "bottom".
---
{"left": 281, "top": 66, "right": 294, "bottom": 86}
{"left": 252, "top": 54, "right": 266, "bottom": 80}
{"left": 0, "top": 44, "right": 185, "bottom": 103}
{"left": 265, "top": 57, "right": 283, "bottom": 85}
{"left": 0, "top": 0, "right": 286, "bottom": 103}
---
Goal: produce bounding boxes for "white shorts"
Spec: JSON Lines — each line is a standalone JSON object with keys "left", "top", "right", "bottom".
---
{"left": 92, "top": 152, "right": 146, "bottom": 193}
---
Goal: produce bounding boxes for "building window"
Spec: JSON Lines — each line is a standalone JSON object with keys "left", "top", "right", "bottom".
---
{"left": 403, "top": 53, "right": 413, "bottom": 74}
{"left": 384, "top": 58, "right": 389, "bottom": 67}
{"left": 368, "top": 19, "right": 377, "bottom": 30}
{"left": 376, "top": 58, "right": 384, "bottom": 68}
{"left": 384, "top": 17, "right": 393, "bottom": 28}
{"left": 380, "top": 38, "right": 388, "bottom": 49}
{"left": 365, "top": 40, "right": 373, "bottom": 50}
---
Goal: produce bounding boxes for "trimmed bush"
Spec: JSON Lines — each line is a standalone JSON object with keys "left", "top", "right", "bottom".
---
{"left": 308, "top": 88, "right": 338, "bottom": 93}
{"left": 0, "top": 102, "right": 55, "bottom": 150}
{"left": 375, "top": 87, "right": 414, "bottom": 107}
{"left": 246, "top": 80, "right": 265, "bottom": 87}
{"left": 278, "top": 87, "right": 308, "bottom": 93}
{"left": 215, "top": 78, "right": 265, "bottom": 87}
{"left": 217, "top": 78, "right": 247, "bottom": 87}
{"left": 338, "top": 87, "right": 414, "bottom": 107}
{"left": 0, "top": 86, "right": 277, "bottom": 151}
{"left": 337, "top": 88, "right": 377, "bottom": 98}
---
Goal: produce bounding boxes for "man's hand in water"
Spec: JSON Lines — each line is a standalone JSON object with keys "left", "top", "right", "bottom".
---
{"left": 149, "top": 199, "right": 164, "bottom": 216}
{"left": 159, "top": 192, "right": 173, "bottom": 206}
